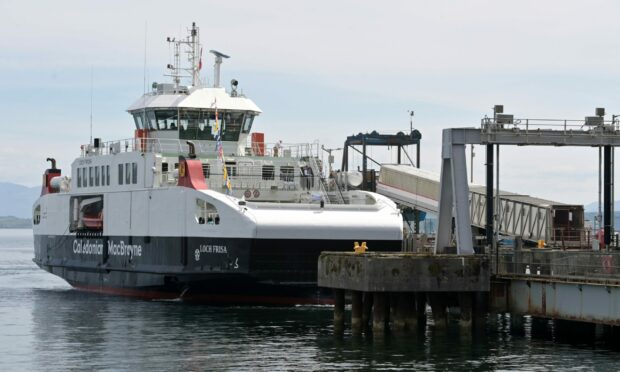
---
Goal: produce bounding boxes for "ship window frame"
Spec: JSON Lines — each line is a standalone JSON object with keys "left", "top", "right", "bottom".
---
{"left": 118, "top": 163, "right": 124, "bottom": 185}
{"left": 262, "top": 165, "right": 275, "bottom": 181}
{"left": 280, "top": 166, "right": 295, "bottom": 182}
{"left": 242, "top": 114, "right": 254, "bottom": 134}
{"left": 100, "top": 165, "right": 105, "bottom": 186}
{"left": 33, "top": 204, "right": 41, "bottom": 225}
{"left": 225, "top": 162, "right": 237, "bottom": 177}
{"left": 106, "top": 165, "right": 110, "bottom": 186}
{"left": 125, "top": 163, "right": 131, "bottom": 185}
{"left": 195, "top": 198, "right": 220, "bottom": 225}
{"left": 77, "top": 168, "right": 82, "bottom": 188}
{"left": 132, "top": 162, "right": 138, "bottom": 184}
{"left": 69, "top": 194, "right": 104, "bottom": 232}
{"left": 89, "top": 166, "right": 93, "bottom": 187}
{"left": 95, "top": 166, "right": 100, "bottom": 187}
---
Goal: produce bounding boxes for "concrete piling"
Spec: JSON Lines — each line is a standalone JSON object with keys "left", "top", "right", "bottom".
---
{"left": 351, "top": 290, "right": 363, "bottom": 332}
{"left": 458, "top": 293, "right": 473, "bottom": 328}
{"left": 428, "top": 294, "right": 448, "bottom": 328}
{"left": 373, "top": 293, "right": 387, "bottom": 333}
{"left": 362, "top": 292, "right": 373, "bottom": 327}
{"left": 334, "top": 289, "right": 345, "bottom": 331}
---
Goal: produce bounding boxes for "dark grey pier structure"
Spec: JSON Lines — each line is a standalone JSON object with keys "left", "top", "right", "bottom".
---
{"left": 318, "top": 252, "right": 490, "bottom": 332}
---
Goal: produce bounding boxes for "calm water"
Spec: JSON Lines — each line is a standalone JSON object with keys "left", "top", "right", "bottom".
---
{"left": 2, "top": 229, "right": 620, "bottom": 371}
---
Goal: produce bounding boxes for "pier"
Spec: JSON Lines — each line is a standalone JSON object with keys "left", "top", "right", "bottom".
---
{"left": 319, "top": 106, "right": 620, "bottom": 334}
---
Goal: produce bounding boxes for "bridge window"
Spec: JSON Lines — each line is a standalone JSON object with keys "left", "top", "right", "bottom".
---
{"left": 222, "top": 112, "right": 243, "bottom": 141}
{"left": 195, "top": 199, "right": 220, "bottom": 225}
{"left": 133, "top": 112, "right": 146, "bottom": 129}
{"left": 242, "top": 114, "right": 254, "bottom": 134}
{"left": 89, "top": 167, "right": 93, "bottom": 187}
{"left": 178, "top": 110, "right": 244, "bottom": 142}
{"left": 155, "top": 110, "right": 178, "bottom": 131}
{"left": 179, "top": 110, "right": 215, "bottom": 141}
{"left": 95, "top": 166, "right": 100, "bottom": 186}
{"left": 77, "top": 168, "right": 82, "bottom": 188}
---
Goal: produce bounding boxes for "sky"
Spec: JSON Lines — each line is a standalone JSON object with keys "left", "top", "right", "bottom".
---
{"left": 2, "top": 0, "right": 620, "bottom": 205}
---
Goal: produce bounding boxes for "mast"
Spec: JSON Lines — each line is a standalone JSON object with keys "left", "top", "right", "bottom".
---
{"left": 165, "top": 22, "right": 202, "bottom": 88}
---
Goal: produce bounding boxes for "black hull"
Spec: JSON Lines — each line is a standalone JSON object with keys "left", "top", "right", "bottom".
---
{"left": 34, "top": 234, "right": 400, "bottom": 305}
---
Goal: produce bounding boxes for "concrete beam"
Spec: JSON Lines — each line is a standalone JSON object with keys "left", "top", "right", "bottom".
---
{"left": 318, "top": 252, "right": 490, "bottom": 292}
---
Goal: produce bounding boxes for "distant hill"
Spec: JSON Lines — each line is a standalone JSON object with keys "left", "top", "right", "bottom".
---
{"left": 0, "top": 182, "right": 40, "bottom": 218}
{"left": 0, "top": 216, "right": 31, "bottom": 228}
{"left": 584, "top": 201, "right": 620, "bottom": 213}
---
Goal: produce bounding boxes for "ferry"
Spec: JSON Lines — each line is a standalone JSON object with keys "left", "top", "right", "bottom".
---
{"left": 32, "top": 23, "right": 403, "bottom": 304}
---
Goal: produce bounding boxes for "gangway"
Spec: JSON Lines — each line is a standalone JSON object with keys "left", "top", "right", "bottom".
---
{"left": 377, "top": 164, "right": 585, "bottom": 244}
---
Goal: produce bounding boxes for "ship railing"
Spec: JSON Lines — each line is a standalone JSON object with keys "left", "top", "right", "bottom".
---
{"left": 81, "top": 137, "right": 321, "bottom": 160}
{"left": 481, "top": 117, "right": 620, "bottom": 138}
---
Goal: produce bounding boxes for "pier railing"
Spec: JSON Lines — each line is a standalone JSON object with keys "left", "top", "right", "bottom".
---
{"left": 495, "top": 249, "right": 620, "bottom": 283}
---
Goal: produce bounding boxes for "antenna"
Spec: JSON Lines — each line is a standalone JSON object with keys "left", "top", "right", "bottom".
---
{"left": 408, "top": 109, "right": 414, "bottom": 133}
{"left": 165, "top": 22, "right": 202, "bottom": 87}
{"left": 209, "top": 50, "right": 230, "bottom": 88}
{"left": 143, "top": 21, "right": 147, "bottom": 96}
{"left": 89, "top": 66, "right": 93, "bottom": 145}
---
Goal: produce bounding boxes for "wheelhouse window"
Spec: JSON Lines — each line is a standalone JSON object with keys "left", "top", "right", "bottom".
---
{"left": 133, "top": 112, "right": 146, "bottom": 129}
{"left": 89, "top": 167, "right": 93, "bottom": 187}
{"left": 155, "top": 110, "right": 178, "bottom": 131}
{"left": 222, "top": 112, "right": 243, "bottom": 141}
{"left": 242, "top": 114, "right": 254, "bottom": 134}
{"left": 178, "top": 110, "right": 246, "bottom": 142}
{"left": 70, "top": 195, "right": 104, "bottom": 232}
{"left": 95, "top": 166, "right": 100, "bottom": 187}
{"left": 179, "top": 110, "right": 215, "bottom": 141}
{"left": 77, "top": 168, "right": 82, "bottom": 188}
{"left": 195, "top": 199, "right": 220, "bottom": 225}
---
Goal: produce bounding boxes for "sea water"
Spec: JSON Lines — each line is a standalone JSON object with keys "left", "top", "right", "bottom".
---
{"left": 1, "top": 229, "right": 620, "bottom": 371}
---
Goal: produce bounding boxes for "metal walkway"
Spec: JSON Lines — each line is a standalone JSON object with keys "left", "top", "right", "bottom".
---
{"left": 377, "top": 164, "right": 584, "bottom": 244}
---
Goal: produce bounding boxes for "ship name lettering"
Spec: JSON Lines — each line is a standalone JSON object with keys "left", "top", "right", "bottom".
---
{"left": 198, "top": 244, "right": 228, "bottom": 254}
{"left": 72, "top": 239, "right": 103, "bottom": 255}
{"left": 108, "top": 240, "right": 142, "bottom": 257}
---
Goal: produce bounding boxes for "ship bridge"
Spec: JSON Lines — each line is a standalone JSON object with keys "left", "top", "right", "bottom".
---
{"left": 377, "top": 164, "right": 585, "bottom": 245}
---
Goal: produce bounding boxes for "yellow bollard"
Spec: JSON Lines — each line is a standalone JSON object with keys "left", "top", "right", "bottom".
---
{"left": 537, "top": 240, "right": 545, "bottom": 248}
{"left": 355, "top": 242, "right": 368, "bottom": 254}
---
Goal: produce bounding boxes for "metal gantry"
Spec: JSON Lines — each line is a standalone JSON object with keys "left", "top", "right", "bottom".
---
{"left": 436, "top": 107, "right": 620, "bottom": 255}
